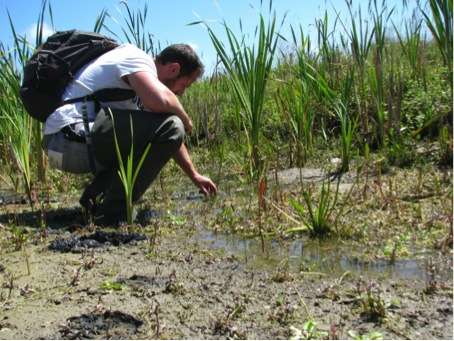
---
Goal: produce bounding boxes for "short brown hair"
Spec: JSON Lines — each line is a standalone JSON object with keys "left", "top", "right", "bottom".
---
{"left": 156, "top": 44, "right": 204, "bottom": 78}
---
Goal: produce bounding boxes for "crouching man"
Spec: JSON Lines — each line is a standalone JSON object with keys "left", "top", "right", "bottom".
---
{"left": 41, "top": 43, "right": 217, "bottom": 225}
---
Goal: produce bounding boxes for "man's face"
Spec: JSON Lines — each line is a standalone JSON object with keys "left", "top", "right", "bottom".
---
{"left": 162, "top": 71, "right": 198, "bottom": 97}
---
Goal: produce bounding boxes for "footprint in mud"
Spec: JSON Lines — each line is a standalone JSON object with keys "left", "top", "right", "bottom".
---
{"left": 49, "top": 231, "right": 147, "bottom": 253}
{"left": 57, "top": 310, "right": 143, "bottom": 339}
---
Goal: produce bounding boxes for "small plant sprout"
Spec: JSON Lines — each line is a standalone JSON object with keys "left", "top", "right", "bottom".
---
{"left": 98, "top": 280, "right": 128, "bottom": 291}
{"left": 354, "top": 280, "right": 387, "bottom": 318}
{"left": 164, "top": 270, "right": 185, "bottom": 295}
{"left": 289, "top": 321, "right": 328, "bottom": 340}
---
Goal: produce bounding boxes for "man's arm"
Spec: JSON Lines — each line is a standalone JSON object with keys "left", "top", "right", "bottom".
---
{"left": 125, "top": 71, "right": 193, "bottom": 132}
{"left": 172, "top": 143, "right": 218, "bottom": 196}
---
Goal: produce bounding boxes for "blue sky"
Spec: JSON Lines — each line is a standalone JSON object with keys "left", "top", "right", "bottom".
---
{"left": 1, "top": 0, "right": 419, "bottom": 74}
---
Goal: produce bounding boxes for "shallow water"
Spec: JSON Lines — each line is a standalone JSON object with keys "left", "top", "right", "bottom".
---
{"left": 165, "top": 184, "right": 452, "bottom": 282}
{"left": 1, "top": 167, "right": 451, "bottom": 284}
{"left": 198, "top": 227, "right": 437, "bottom": 281}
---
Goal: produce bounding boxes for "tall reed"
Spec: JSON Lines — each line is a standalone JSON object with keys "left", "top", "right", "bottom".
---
{"left": 421, "top": 0, "right": 453, "bottom": 83}
{"left": 0, "top": 27, "right": 35, "bottom": 205}
{"left": 0, "top": 61, "right": 33, "bottom": 202}
{"left": 338, "top": 0, "right": 375, "bottom": 139}
{"left": 393, "top": 8, "right": 424, "bottom": 79}
{"left": 191, "top": 1, "right": 284, "bottom": 178}
{"left": 105, "top": 1, "right": 159, "bottom": 57}
{"left": 371, "top": 0, "right": 395, "bottom": 149}
{"left": 275, "top": 78, "right": 313, "bottom": 167}
{"left": 334, "top": 68, "right": 357, "bottom": 173}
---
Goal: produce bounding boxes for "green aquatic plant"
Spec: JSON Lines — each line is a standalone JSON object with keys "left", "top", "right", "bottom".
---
{"left": 275, "top": 78, "right": 313, "bottom": 168}
{"left": 289, "top": 174, "right": 342, "bottom": 237}
{"left": 421, "top": 0, "right": 453, "bottom": 82}
{"left": 110, "top": 110, "right": 151, "bottom": 226}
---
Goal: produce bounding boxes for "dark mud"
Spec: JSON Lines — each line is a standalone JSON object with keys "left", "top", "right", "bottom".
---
{"left": 49, "top": 231, "right": 147, "bottom": 253}
{"left": 58, "top": 311, "right": 143, "bottom": 340}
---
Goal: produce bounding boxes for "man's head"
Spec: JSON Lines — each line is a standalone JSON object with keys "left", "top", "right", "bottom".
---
{"left": 156, "top": 44, "right": 204, "bottom": 96}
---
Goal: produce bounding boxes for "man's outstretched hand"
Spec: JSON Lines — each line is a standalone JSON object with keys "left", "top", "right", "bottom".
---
{"left": 193, "top": 174, "right": 217, "bottom": 197}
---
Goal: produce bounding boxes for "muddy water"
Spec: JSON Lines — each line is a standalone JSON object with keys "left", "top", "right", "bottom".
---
{"left": 160, "top": 166, "right": 451, "bottom": 283}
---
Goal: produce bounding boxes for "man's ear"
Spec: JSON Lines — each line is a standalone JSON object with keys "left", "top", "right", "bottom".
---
{"left": 169, "top": 63, "right": 180, "bottom": 77}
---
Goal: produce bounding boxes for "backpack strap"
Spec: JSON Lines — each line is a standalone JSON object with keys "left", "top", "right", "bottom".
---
{"left": 63, "top": 88, "right": 136, "bottom": 107}
{"left": 81, "top": 98, "right": 97, "bottom": 176}
{"left": 63, "top": 88, "right": 136, "bottom": 176}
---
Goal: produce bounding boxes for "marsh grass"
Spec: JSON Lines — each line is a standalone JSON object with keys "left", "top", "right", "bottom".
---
{"left": 110, "top": 110, "right": 151, "bottom": 226}
{"left": 288, "top": 174, "right": 343, "bottom": 237}
{"left": 422, "top": 0, "right": 453, "bottom": 81}
{"left": 106, "top": 1, "right": 158, "bottom": 55}
{"left": 190, "top": 0, "right": 285, "bottom": 178}
{"left": 0, "top": 54, "right": 34, "bottom": 206}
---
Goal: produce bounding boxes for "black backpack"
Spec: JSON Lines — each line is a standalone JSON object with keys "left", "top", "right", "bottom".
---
{"left": 20, "top": 29, "right": 135, "bottom": 122}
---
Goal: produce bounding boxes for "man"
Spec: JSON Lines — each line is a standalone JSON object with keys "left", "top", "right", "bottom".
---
{"left": 41, "top": 43, "right": 217, "bottom": 225}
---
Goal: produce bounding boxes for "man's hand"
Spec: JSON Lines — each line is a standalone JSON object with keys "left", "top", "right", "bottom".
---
{"left": 192, "top": 174, "right": 218, "bottom": 197}
{"left": 172, "top": 143, "right": 217, "bottom": 197}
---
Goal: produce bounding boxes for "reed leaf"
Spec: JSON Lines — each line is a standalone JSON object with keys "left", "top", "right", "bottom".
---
{"left": 392, "top": 9, "right": 423, "bottom": 78}
{"left": 106, "top": 1, "right": 157, "bottom": 54}
{"left": 368, "top": 65, "right": 386, "bottom": 148}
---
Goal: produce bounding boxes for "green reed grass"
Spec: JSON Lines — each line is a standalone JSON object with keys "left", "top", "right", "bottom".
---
{"left": 422, "top": 0, "right": 453, "bottom": 81}
{"left": 334, "top": 100, "right": 357, "bottom": 173}
{"left": 338, "top": 1, "right": 375, "bottom": 137}
{"left": 110, "top": 110, "right": 151, "bottom": 226}
{"left": 288, "top": 174, "right": 342, "bottom": 237}
{"left": 1, "top": 0, "right": 54, "bottom": 194}
{"left": 275, "top": 79, "right": 312, "bottom": 167}
{"left": 368, "top": 65, "right": 386, "bottom": 149}
{"left": 276, "top": 24, "right": 318, "bottom": 163}
{"left": 393, "top": 8, "right": 424, "bottom": 79}
{"left": 105, "top": 1, "right": 158, "bottom": 56}
{"left": 0, "top": 46, "right": 34, "bottom": 205}
{"left": 191, "top": 0, "right": 284, "bottom": 178}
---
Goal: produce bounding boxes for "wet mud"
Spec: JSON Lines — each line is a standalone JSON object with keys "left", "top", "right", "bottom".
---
{"left": 0, "top": 166, "right": 452, "bottom": 340}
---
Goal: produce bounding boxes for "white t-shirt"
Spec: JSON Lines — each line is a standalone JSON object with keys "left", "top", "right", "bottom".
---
{"left": 44, "top": 44, "right": 156, "bottom": 134}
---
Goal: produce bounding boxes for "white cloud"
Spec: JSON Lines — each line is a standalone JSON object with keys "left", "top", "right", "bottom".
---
{"left": 186, "top": 41, "right": 199, "bottom": 52}
{"left": 23, "top": 22, "right": 54, "bottom": 45}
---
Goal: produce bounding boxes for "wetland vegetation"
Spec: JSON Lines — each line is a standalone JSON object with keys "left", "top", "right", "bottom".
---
{"left": 0, "top": 0, "right": 452, "bottom": 339}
